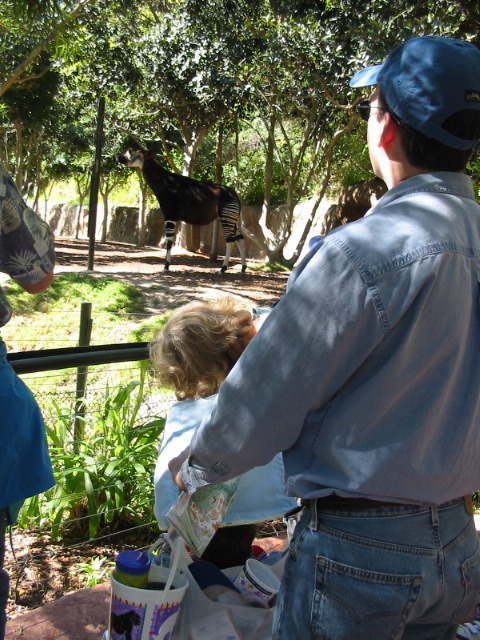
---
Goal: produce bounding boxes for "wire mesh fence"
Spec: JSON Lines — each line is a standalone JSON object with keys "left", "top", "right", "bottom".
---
{"left": 2, "top": 302, "right": 177, "bottom": 605}
{"left": 5, "top": 307, "right": 287, "bottom": 617}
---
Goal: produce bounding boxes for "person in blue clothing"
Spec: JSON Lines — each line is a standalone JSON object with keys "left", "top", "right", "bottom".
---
{"left": 170, "top": 36, "right": 480, "bottom": 639}
{"left": 150, "top": 297, "right": 297, "bottom": 569}
{"left": 0, "top": 165, "right": 55, "bottom": 640}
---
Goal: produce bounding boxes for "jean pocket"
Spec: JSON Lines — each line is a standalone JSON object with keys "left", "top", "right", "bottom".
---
{"left": 311, "top": 555, "right": 422, "bottom": 640}
{"left": 453, "top": 544, "right": 480, "bottom": 623}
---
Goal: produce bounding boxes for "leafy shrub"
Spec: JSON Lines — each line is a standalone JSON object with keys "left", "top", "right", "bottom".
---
{"left": 20, "top": 364, "right": 166, "bottom": 539}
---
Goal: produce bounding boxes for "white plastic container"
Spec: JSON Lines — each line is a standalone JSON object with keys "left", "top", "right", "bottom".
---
{"left": 108, "top": 564, "right": 188, "bottom": 640}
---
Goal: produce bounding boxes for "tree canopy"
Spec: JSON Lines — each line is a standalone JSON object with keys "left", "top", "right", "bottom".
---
{"left": 1, "top": 0, "right": 479, "bottom": 264}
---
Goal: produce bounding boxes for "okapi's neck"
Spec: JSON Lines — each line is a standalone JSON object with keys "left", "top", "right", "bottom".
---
{"left": 141, "top": 158, "right": 173, "bottom": 201}
{"left": 142, "top": 157, "right": 170, "bottom": 182}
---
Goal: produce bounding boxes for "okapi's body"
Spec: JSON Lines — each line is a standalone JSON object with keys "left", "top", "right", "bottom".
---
{"left": 118, "top": 149, "right": 246, "bottom": 272}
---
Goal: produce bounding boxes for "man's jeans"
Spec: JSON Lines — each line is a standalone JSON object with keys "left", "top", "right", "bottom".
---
{"left": 0, "top": 507, "right": 7, "bottom": 640}
{"left": 273, "top": 497, "right": 480, "bottom": 640}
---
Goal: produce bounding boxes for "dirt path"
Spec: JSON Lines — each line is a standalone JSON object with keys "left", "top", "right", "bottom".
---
{"left": 54, "top": 238, "right": 289, "bottom": 313}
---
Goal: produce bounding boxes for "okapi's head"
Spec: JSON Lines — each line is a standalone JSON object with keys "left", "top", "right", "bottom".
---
{"left": 117, "top": 149, "right": 157, "bottom": 169}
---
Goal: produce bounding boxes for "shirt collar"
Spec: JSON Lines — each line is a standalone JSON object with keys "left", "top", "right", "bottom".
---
{"left": 366, "top": 172, "right": 476, "bottom": 217}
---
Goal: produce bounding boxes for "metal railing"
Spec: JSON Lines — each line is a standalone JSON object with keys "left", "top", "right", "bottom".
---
{"left": 8, "top": 342, "right": 150, "bottom": 374}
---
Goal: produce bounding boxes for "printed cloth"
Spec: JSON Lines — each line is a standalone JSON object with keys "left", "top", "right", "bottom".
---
{"left": 0, "top": 165, "right": 55, "bottom": 326}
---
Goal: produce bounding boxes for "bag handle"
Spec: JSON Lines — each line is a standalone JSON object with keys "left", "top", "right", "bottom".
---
{"left": 156, "top": 528, "right": 185, "bottom": 609}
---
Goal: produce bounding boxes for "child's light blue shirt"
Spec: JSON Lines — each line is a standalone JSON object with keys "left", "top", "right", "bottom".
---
{"left": 154, "top": 395, "right": 297, "bottom": 530}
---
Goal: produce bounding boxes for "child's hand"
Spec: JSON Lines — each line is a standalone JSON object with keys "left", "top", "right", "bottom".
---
{"left": 168, "top": 446, "right": 189, "bottom": 490}
{"left": 174, "top": 469, "right": 187, "bottom": 491}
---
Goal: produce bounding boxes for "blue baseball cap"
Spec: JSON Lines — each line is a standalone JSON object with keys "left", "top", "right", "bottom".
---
{"left": 350, "top": 36, "right": 480, "bottom": 150}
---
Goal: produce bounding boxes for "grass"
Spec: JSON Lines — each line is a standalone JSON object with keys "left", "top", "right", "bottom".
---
{"left": 5, "top": 272, "right": 144, "bottom": 317}
{"left": 1, "top": 272, "right": 173, "bottom": 396}
{"left": 128, "top": 312, "right": 172, "bottom": 343}
{"left": 1, "top": 273, "right": 145, "bottom": 352}
{"left": 248, "top": 261, "right": 291, "bottom": 273}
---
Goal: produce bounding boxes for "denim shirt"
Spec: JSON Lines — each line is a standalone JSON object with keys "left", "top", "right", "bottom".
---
{"left": 183, "top": 171, "right": 480, "bottom": 506}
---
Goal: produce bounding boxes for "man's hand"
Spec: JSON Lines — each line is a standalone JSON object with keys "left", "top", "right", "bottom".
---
{"left": 168, "top": 446, "right": 189, "bottom": 491}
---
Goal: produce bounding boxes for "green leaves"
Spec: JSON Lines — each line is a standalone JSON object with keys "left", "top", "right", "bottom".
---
{"left": 27, "top": 364, "right": 166, "bottom": 540}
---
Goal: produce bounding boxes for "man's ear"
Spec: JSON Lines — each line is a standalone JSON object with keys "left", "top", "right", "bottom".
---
{"left": 379, "top": 113, "right": 398, "bottom": 148}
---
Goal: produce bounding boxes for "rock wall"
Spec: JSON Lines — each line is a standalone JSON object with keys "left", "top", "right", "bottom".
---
{"left": 46, "top": 199, "right": 330, "bottom": 262}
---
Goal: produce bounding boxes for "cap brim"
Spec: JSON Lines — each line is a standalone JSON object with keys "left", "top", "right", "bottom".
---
{"left": 350, "top": 64, "right": 383, "bottom": 88}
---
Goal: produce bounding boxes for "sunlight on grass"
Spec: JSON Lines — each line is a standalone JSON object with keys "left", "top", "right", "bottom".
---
{"left": 1, "top": 273, "right": 145, "bottom": 351}
{"left": 249, "top": 261, "right": 291, "bottom": 273}
{"left": 1, "top": 273, "right": 174, "bottom": 398}
{"left": 127, "top": 311, "right": 173, "bottom": 343}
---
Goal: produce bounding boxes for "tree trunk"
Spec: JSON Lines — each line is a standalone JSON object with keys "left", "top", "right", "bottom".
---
{"left": 13, "top": 119, "right": 24, "bottom": 189}
{"left": 74, "top": 175, "right": 90, "bottom": 238}
{"left": 32, "top": 146, "right": 42, "bottom": 212}
{"left": 137, "top": 172, "right": 147, "bottom": 247}
{"left": 100, "top": 189, "right": 109, "bottom": 243}
{"left": 259, "top": 114, "right": 277, "bottom": 245}
{"left": 74, "top": 198, "right": 85, "bottom": 239}
{"left": 209, "top": 126, "right": 223, "bottom": 264}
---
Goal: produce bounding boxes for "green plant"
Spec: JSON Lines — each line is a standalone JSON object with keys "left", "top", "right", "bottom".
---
{"left": 76, "top": 555, "right": 114, "bottom": 588}
{"left": 25, "top": 363, "right": 166, "bottom": 540}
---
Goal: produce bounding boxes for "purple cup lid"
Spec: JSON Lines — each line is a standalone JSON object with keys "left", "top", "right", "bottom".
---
{"left": 116, "top": 550, "right": 151, "bottom": 575}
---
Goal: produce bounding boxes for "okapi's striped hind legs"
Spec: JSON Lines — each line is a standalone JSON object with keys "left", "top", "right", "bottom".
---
{"left": 163, "top": 220, "right": 175, "bottom": 272}
{"left": 220, "top": 236, "right": 247, "bottom": 274}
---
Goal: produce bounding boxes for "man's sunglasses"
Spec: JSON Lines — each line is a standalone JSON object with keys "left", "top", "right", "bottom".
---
{"left": 356, "top": 100, "right": 401, "bottom": 124}
{"left": 356, "top": 101, "right": 384, "bottom": 122}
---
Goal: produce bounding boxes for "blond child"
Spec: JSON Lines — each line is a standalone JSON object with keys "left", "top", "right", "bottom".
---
{"left": 150, "top": 297, "right": 296, "bottom": 569}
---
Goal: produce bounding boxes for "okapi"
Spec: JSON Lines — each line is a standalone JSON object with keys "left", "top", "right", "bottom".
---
{"left": 118, "top": 149, "right": 246, "bottom": 273}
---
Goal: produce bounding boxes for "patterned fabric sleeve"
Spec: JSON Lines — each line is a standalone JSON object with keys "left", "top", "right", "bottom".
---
{"left": 0, "top": 166, "right": 55, "bottom": 326}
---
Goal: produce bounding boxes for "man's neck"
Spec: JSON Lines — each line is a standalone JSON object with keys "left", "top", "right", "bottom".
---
{"left": 380, "top": 162, "right": 426, "bottom": 190}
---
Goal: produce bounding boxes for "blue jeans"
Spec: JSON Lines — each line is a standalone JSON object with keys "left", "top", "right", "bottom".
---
{"left": 0, "top": 507, "right": 7, "bottom": 640}
{"left": 273, "top": 498, "right": 480, "bottom": 640}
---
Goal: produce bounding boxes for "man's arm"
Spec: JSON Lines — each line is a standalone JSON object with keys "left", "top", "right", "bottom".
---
{"left": 20, "top": 268, "right": 54, "bottom": 294}
{"left": 175, "top": 239, "right": 385, "bottom": 493}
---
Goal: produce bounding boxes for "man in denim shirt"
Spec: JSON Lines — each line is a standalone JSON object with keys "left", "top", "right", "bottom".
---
{"left": 171, "top": 37, "right": 480, "bottom": 639}
{"left": 0, "top": 166, "right": 55, "bottom": 640}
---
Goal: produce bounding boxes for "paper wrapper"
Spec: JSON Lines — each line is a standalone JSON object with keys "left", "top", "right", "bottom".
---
{"left": 166, "top": 477, "right": 239, "bottom": 557}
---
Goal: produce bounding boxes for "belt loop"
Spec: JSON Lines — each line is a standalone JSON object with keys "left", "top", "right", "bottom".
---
{"left": 431, "top": 505, "right": 439, "bottom": 527}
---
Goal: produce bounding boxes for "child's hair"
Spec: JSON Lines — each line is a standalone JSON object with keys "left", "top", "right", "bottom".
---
{"left": 150, "top": 297, "right": 254, "bottom": 400}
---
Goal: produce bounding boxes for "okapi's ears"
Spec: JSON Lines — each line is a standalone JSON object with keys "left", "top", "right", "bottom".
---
{"left": 144, "top": 150, "right": 157, "bottom": 158}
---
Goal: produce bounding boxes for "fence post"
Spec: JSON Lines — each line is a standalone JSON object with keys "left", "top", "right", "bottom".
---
{"left": 74, "top": 302, "right": 93, "bottom": 450}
